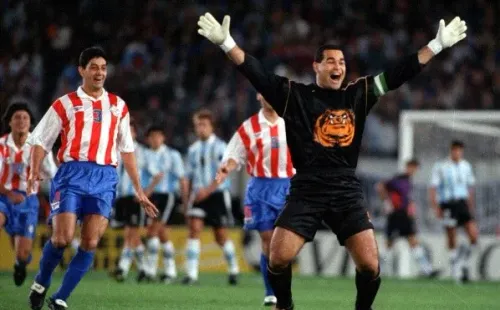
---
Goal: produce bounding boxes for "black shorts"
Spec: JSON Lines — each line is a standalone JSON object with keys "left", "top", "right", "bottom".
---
{"left": 147, "top": 193, "right": 176, "bottom": 225}
{"left": 114, "top": 196, "right": 145, "bottom": 227}
{"left": 275, "top": 169, "right": 374, "bottom": 246}
{"left": 386, "top": 209, "right": 416, "bottom": 241}
{"left": 187, "top": 191, "right": 233, "bottom": 228}
{"left": 440, "top": 199, "right": 473, "bottom": 227}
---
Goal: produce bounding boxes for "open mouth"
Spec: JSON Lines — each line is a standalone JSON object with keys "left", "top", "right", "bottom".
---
{"left": 330, "top": 74, "right": 341, "bottom": 82}
{"left": 94, "top": 77, "right": 104, "bottom": 83}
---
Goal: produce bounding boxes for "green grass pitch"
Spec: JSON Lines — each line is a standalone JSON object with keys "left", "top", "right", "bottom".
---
{"left": 1, "top": 271, "right": 498, "bottom": 309}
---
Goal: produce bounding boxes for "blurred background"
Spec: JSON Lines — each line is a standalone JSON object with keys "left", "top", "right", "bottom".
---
{"left": 1, "top": 0, "right": 499, "bottom": 280}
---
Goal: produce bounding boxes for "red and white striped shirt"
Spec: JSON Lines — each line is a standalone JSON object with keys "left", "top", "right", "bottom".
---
{"left": 223, "top": 110, "right": 295, "bottom": 178}
{"left": 0, "top": 133, "right": 58, "bottom": 193}
{"left": 27, "top": 87, "right": 135, "bottom": 166}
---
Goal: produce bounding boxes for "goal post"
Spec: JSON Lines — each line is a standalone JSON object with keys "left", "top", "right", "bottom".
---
{"left": 398, "top": 110, "right": 500, "bottom": 234}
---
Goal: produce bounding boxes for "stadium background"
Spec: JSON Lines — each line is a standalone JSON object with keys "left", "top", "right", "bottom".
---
{"left": 1, "top": 0, "right": 500, "bottom": 283}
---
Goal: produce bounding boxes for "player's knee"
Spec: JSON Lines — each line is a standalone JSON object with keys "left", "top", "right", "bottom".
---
{"left": 16, "top": 247, "right": 31, "bottom": 261}
{"left": 80, "top": 237, "right": 100, "bottom": 251}
{"left": 51, "top": 235, "right": 72, "bottom": 248}
{"left": 269, "top": 251, "right": 293, "bottom": 269}
{"left": 356, "top": 259, "right": 380, "bottom": 278}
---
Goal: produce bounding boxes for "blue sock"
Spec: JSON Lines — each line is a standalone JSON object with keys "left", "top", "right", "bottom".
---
{"left": 52, "top": 247, "right": 95, "bottom": 301}
{"left": 260, "top": 254, "right": 274, "bottom": 296}
{"left": 35, "top": 241, "right": 65, "bottom": 288}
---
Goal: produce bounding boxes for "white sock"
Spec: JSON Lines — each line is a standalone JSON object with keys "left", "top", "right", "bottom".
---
{"left": 146, "top": 237, "right": 160, "bottom": 277}
{"left": 162, "top": 241, "right": 177, "bottom": 277}
{"left": 118, "top": 247, "right": 133, "bottom": 276}
{"left": 464, "top": 243, "right": 477, "bottom": 271}
{"left": 71, "top": 238, "right": 80, "bottom": 252}
{"left": 449, "top": 248, "right": 460, "bottom": 280}
{"left": 134, "top": 244, "right": 146, "bottom": 272}
{"left": 381, "top": 248, "right": 394, "bottom": 276}
{"left": 411, "top": 245, "right": 433, "bottom": 275}
{"left": 222, "top": 240, "right": 239, "bottom": 275}
{"left": 185, "top": 239, "right": 200, "bottom": 280}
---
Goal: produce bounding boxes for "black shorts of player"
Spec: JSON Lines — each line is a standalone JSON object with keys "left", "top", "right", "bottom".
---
{"left": 440, "top": 199, "right": 473, "bottom": 227}
{"left": 147, "top": 193, "right": 176, "bottom": 225}
{"left": 188, "top": 190, "right": 233, "bottom": 228}
{"left": 114, "top": 196, "right": 145, "bottom": 227}
{"left": 275, "top": 169, "right": 374, "bottom": 246}
{"left": 386, "top": 209, "right": 416, "bottom": 242}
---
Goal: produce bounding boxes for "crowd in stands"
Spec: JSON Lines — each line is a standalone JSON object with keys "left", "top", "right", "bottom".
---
{"left": 1, "top": 0, "right": 498, "bottom": 156}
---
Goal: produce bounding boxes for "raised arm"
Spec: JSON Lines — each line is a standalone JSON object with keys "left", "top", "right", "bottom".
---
{"left": 197, "top": 13, "right": 291, "bottom": 115}
{"left": 360, "top": 17, "right": 467, "bottom": 112}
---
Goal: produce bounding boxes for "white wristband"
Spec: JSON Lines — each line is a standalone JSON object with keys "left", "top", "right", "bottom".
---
{"left": 219, "top": 35, "right": 236, "bottom": 53}
{"left": 427, "top": 39, "right": 443, "bottom": 55}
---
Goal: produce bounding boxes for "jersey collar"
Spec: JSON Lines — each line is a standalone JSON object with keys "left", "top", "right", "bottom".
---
{"left": 77, "top": 86, "right": 108, "bottom": 101}
{"left": 258, "top": 109, "right": 280, "bottom": 126}
{"left": 6, "top": 132, "right": 31, "bottom": 152}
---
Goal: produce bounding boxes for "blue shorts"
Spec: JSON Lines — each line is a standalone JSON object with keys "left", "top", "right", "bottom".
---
{"left": 48, "top": 161, "right": 118, "bottom": 224}
{"left": 243, "top": 177, "right": 290, "bottom": 232}
{"left": 0, "top": 191, "right": 39, "bottom": 239}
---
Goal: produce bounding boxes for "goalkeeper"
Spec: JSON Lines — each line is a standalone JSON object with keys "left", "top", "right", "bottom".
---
{"left": 197, "top": 13, "right": 467, "bottom": 310}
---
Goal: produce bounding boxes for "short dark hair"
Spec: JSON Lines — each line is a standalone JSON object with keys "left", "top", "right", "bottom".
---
{"left": 79, "top": 46, "right": 107, "bottom": 68}
{"left": 146, "top": 125, "right": 164, "bottom": 137}
{"left": 2, "top": 102, "right": 34, "bottom": 131}
{"left": 406, "top": 158, "right": 420, "bottom": 167}
{"left": 451, "top": 140, "right": 465, "bottom": 148}
{"left": 193, "top": 108, "right": 215, "bottom": 126}
{"left": 314, "top": 44, "right": 344, "bottom": 63}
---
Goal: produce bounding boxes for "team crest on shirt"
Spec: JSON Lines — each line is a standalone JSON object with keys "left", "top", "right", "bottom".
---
{"left": 93, "top": 109, "right": 102, "bottom": 122}
{"left": 271, "top": 137, "right": 279, "bottom": 149}
{"left": 12, "top": 163, "right": 24, "bottom": 174}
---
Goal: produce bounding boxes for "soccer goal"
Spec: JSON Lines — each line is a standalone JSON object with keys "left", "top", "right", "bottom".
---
{"left": 398, "top": 110, "right": 500, "bottom": 234}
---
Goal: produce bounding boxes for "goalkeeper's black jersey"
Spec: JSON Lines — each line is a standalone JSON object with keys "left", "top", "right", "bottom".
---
{"left": 237, "top": 53, "right": 423, "bottom": 173}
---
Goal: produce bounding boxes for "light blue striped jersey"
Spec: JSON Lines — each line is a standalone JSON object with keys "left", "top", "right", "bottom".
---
{"left": 142, "top": 144, "right": 185, "bottom": 194}
{"left": 116, "top": 142, "right": 147, "bottom": 197}
{"left": 186, "top": 134, "right": 230, "bottom": 192}
{"left": 430, "top": 158, "right": 475, "bottom": 203}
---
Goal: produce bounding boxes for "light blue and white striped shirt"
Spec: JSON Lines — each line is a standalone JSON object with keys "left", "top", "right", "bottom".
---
{"left": 116, "top": 142, "right": 147, "bottom": 197}
{"left": 430, "top": 158, "right": 475, "bottom": 203}
{"left": 186, "top": 134, "right": 230, "bottom": 192}
{"left": 142, "top": 144, "right": 185, "bottom": 194}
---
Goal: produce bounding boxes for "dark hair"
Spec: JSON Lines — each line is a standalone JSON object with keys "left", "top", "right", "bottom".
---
{"left": 79, "top": 46, "right": 107, "bottom": 68}
{"left": 193, "top": 108, "right": 215, "bottom": 126}
{"left": 451, "top": 140, "right": 464, "bottom": 148}
{"left": 406, "top": 158, "right": 420, "bottom": 167}
{"left": 146, "top": 125, "right": 164, "bottom": 137}
{"left": 2, "top": 102, "right": 34, "bottom": 132}
{"left": 314, "top": 44, "right": 344, "bottom": 63}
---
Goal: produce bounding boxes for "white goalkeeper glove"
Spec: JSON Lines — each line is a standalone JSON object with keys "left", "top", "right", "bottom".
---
{"left": 427, "top": 16, "right": 467, "bottom": 55}
{"left": 197, "top": 12, "right": 236, "bottom": 53}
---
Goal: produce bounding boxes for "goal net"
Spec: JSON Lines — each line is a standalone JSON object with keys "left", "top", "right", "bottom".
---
{"left": 398, "top": 111, "right": 500, "bottom": 234}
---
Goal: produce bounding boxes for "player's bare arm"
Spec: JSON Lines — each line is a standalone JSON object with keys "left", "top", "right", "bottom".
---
{"left": 27, "top": 145, "right": 47, "bottom": 195}
{"left": 179, "top": 177, "right": 189, "bottom": 211}
{"left": 0, "top": 184, "right": 25, "bottom": 204}
{"left": 215, "top": 158, "right": 238, "bottom": 184}
{"left": 467, "top": 187, "right": 475, "bottom": 212}
{"left": 121, "top": 152, "right": 159, "bottom": 218}
{"left": 143, "top": 172, "right": 165, "bottom": 197}
{"left": 428, "top": 187, "right": 442, "bottom": 218}
{"left": 193, "top": 180, "right": 219, "bottom": 203}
